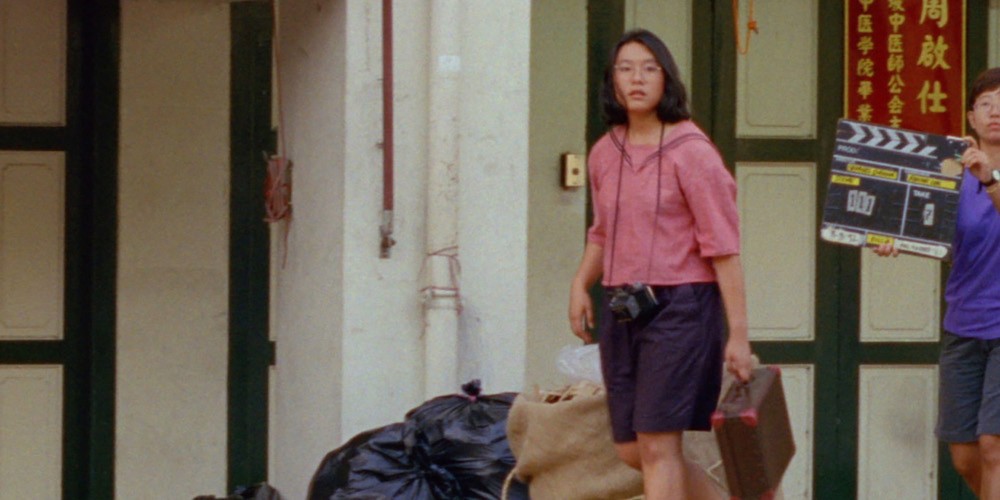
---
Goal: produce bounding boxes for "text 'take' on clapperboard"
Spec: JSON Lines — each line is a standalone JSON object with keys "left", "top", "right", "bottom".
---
{"left": 820, "top": 119, "right": 968, "bottom": 260}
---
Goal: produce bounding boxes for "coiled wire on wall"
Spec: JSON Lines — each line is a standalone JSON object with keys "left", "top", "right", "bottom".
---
{"left": 733, "top": 0, "right": 759, "bottom": 55}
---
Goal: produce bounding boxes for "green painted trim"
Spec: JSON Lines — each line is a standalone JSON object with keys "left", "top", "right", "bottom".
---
{"left": 708, "top": 1, "right": 737, "bottom": 166}
{"left": 0, "top": 342, "right": 65, "bottom": 363}
{"left": 53, "top": 1, "right": 86, "bottom": 497}
{"left": 735, "top": 139, "right": 823, "bottom": 162}
{"left": 690, "top": 3, "right": 715, "bottom": 132}
{"left": 585, "top": 0, "right": 625, "bottom": 148}
{"left": 858, "top": 343, "right": 941, "bottom": 364}
{"left": 583, "top": 0, "right": 625, "bottom": 337}
{"left": 816, "top": 2, "right": 857, "bottom": 497}
{"left": 749, "top": 342, "right": 819, "bottom": 365}
{"left": 966, "top": 1, "right": 989, "bottom": 91}
{"left": 228, "top": 3, "right": 273, "bottom": 491}
{"left": 82, "top": 2, "right": 119, "bottom": 498}
{"left": 55, "top": 1, "right": 120, "bottom": 498}
{"left": 809, "top": 0, "right": 858, "bottom": 499}
{"left": 0, "top": 127, "right": 66, "bottom": 150}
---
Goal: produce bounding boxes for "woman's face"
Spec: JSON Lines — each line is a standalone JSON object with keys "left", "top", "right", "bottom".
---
{"left": 968, "top": 87, "right": 1000, "bottom": 146}
{"left": 612, "top": 41, "right": 665, "bottom": 117}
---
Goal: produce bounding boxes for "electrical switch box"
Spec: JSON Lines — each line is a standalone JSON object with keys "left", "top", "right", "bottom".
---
{"left": 561, "top": 153, "right": 586, "bottom": 188}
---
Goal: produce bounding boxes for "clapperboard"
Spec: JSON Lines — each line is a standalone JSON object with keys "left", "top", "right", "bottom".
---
{"left": 820, "top": 119, "right": 967, "bottom": 259}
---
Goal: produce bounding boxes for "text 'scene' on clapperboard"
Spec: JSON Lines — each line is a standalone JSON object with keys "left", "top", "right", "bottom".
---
{"left": 820, "top": 119, "right": 967, "bottom": 260}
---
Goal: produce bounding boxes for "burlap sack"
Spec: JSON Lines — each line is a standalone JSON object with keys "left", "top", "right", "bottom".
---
{"left": 505, "top": 356, "right": 769, "bottom": 500}
{"left": 504, "top": 381, "right": 643, "bottom": 500}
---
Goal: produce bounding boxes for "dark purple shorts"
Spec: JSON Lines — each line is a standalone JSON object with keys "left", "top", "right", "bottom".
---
{"left": 599, "top": 282, "right": 725, "bottom": 443}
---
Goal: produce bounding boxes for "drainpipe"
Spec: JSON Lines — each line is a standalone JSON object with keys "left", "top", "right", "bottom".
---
{"left": 380, "top": 0, "right": 395, "bottom": 258}
{"left": 422, "top": 0, "right": 462, "bottom": 399}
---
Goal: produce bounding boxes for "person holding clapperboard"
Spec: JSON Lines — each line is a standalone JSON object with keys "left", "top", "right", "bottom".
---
{"left": 875, "top": 68, "right": 1000, "bottom": 497}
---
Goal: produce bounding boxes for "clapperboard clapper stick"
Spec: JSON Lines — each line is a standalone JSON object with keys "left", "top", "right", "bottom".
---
{"left": 820, "top": 119, "right": 968, "bottom": 260}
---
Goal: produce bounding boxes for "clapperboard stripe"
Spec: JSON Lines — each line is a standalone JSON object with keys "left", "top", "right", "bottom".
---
{"left": 844, "top": 121, "right": 938, "bottom": 157}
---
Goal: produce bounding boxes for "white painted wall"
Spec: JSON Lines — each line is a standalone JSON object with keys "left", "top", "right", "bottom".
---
{"left": 269, "top": 0, "right": 346, "bottom": 497}
{"left": 453, "top": 1, "right": 530, "bottom": 393}
{"left": 270, "top": 1, "right": 531, "bottom": 497}
{"left": 338, "top": 0, "right": 424, "bottom": 437}
{"left": 117, "top": 2, "right": 230, "bottom": 498}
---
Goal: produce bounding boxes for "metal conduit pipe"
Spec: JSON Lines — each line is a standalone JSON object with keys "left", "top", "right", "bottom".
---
{"left": 422, "top": 0, "right": 462, "bottom": 399}
{"left": 380, "top": 0, "right": 395, "bottom": 259}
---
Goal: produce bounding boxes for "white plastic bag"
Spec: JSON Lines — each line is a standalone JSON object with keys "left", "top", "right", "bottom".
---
{"left": 556, "top": 344, "right": 603, "bottom": 385}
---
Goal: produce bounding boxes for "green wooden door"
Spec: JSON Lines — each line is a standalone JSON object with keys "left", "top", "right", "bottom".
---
{"left": 692, "top": 1, "right": 986, "bottom": 498}
{"left": 227, "top": 3, "right": 274, "bottom": 492}
{"left": 587, "top": 1, "right": 988, "bottom": 498}
{"left": 0, "top": 1, "right": 118, "bottom": 498}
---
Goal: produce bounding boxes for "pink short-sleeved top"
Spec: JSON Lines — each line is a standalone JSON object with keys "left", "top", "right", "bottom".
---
{"left": 586, "top": 120, "right": 740, "bottom": 287}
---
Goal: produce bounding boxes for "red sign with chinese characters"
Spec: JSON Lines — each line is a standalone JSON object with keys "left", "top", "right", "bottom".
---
{"left": 845, "top": 0, "right": 966, "bottom": 136}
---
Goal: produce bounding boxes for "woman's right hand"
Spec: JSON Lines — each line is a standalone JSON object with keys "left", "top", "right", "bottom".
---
{"left": 568, "top": 285, "right": 594, "bottom": 344}
{"left": 872, "top": 242, "right": 899, "bottom": 257}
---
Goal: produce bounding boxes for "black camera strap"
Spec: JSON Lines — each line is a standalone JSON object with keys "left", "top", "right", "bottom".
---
{"left": 605, "top": 125, "right": 708, "bottom": 285}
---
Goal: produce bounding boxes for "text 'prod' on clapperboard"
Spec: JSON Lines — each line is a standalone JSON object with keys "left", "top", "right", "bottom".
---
{"left": 820, "top": 119, "right": 968, "bottom": 260}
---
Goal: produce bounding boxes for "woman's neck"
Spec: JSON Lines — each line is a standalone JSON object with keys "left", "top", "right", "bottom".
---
{"left": 626, "top": 113, "right": 669, "bottom": 145}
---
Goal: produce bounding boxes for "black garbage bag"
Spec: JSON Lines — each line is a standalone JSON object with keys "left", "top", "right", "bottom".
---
{"left": 307, "top": 427, "right": 384, "bottom": 499}
{"left": 402, "top": 380, "right": 529, "bottom": 500}
{"left": 193, "top": 482, "right": 284, "bottom": 500}
{"left": 232, "top": 483, "right": 284, "bottom": 500}
{"left": 308, "top": 423, "right": 463, "bottom": 500}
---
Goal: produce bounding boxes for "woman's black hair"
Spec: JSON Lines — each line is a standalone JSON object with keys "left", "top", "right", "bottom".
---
{"left": 968, "top": 67, "right": 1000, "bottom": 110}
{"left": 600, "top": 29, "right": 690, "bottom": 126}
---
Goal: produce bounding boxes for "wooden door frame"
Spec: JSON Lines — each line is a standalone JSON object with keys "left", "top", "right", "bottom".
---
{"left": 228, "top": 3, "right": 274, "bottom": 492}
{"left": 63, "top": 1, "right": 120, "bottom": 497}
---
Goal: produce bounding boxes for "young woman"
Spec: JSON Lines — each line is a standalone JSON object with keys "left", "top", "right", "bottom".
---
{"left": 876, "top": 67, "right": 1000, "bottom": 497}
{"left": 567, "top": 29, "right": 753, "bottom": 499}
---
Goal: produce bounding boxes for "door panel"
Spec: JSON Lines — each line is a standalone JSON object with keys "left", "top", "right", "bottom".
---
{"left": 737, "top": 159, "right": 817, "bottom": 493}
{"left": 0, "top": 0, "right": 66, "bottom": 126}
{"left": 737, "top": 162, "right": 817, "bottom": 341}
{"left": 734, "top": 0, "right": 818, "bottom": 139}
{"left": 625, "top": 0, "right": 693, "bottom": 89}
{"left": 0, "top": 152, "right": 65, "bottom": 340}
{"left": 861, "top": 253, "right": 940, "bottom": 342}
{"left": 857, "top": 366, "right": 939, "bottom": 498}
{"left": 0, "top": 366, "right": 63, "bottom": 500}
{"left": 0, "top": 3, "right": 68, "bottom": 498}
{"left": 779, "top": 364, "right": 815, "bottom": 499}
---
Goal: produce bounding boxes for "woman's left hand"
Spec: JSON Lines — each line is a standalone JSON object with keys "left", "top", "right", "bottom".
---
{"left": 962, "top": 136, "right": 994, "bottom": 183}
{"left": 724, "top": 337, "right": 753, "bottom": 382}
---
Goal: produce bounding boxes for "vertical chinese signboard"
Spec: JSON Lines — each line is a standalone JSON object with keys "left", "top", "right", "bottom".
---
{"left": 845, "top": 0, "right": 966, "bottom": 136}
